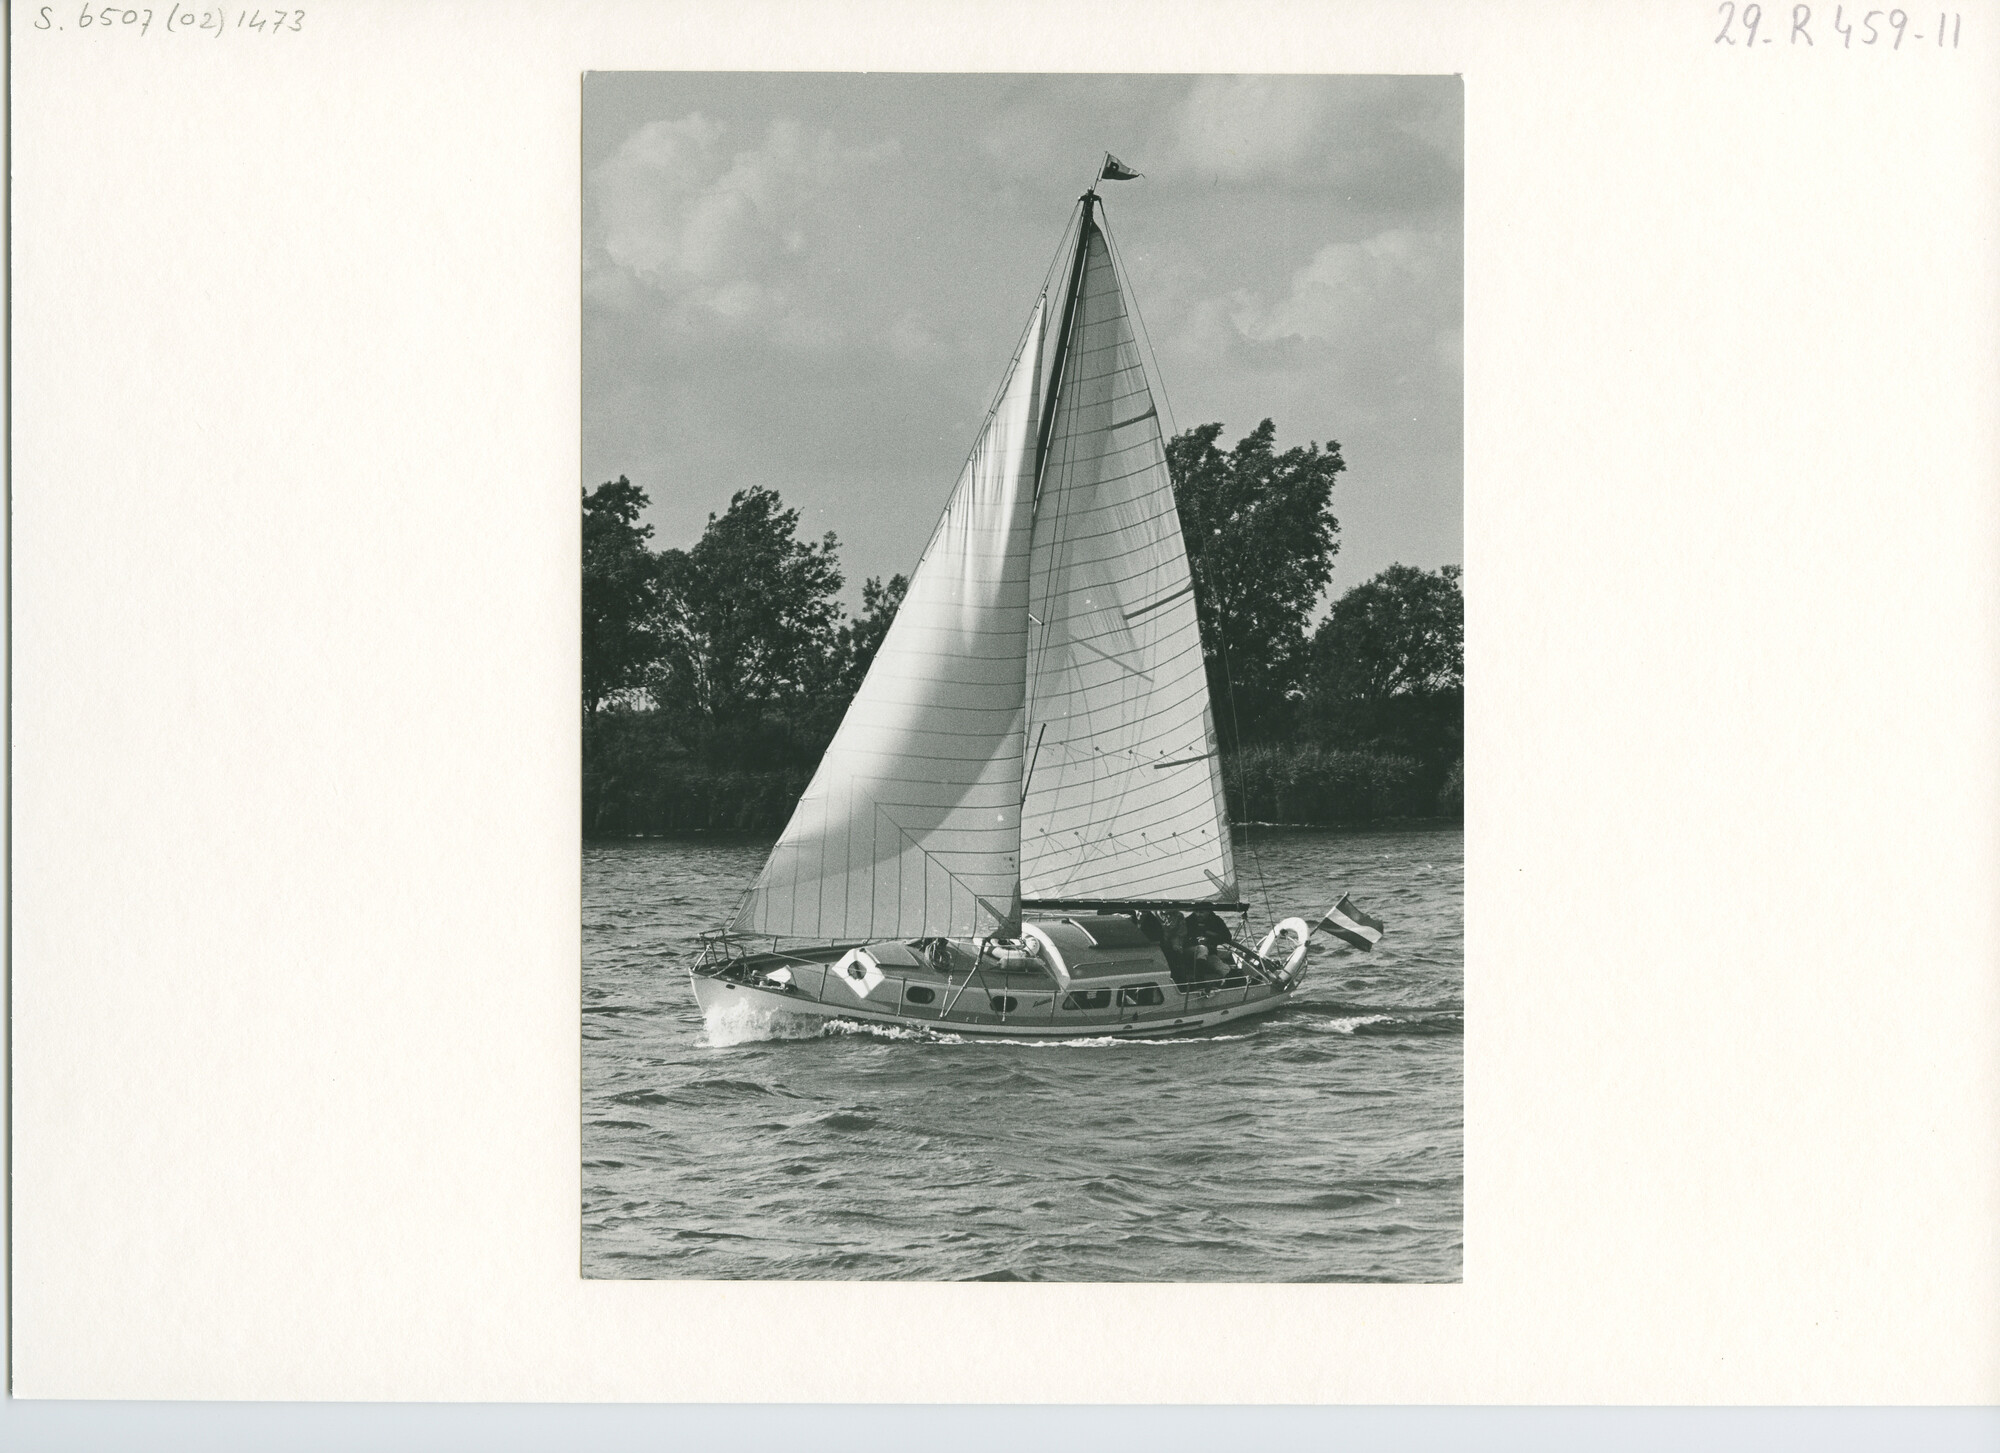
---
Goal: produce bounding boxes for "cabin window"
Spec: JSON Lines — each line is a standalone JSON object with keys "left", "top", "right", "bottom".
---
{"left": 988, "top": 995, "right": 1019, "bottom": 1014}
{"left": 1062, "top": 990, "right": 1112, "bottom": 1011}
{"left": 1117, "top": 984, "right": 1165, "bottom": 1008}
{"left": 904, "top": 985, "right": 936, "bottom": 1005}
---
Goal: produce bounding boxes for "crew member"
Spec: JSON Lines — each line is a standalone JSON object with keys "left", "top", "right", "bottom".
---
{"left": 1186, "top": 905, "right": 1234, "bottom": 982}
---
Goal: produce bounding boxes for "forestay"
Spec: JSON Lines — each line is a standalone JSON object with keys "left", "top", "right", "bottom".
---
{"left": 1020, "top": 226, "right": 1237, "bottom": 905}
{"left": 730, "top": 302, "right": 1047, "bottom": 941}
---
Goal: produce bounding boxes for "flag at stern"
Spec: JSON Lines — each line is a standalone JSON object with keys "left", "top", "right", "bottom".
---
{"left": 1313, "top": 894, "right": 1385, "bottom": 951}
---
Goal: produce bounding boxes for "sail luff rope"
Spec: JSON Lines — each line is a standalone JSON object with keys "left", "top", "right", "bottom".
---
{"left": 1101, "top": 211, "right": 1273, "bottom": 929}
{"left": 734, "top": 278, "right": 1054, "bottom": 945}
{"left": 909, "top": 242, "right": 1070, "bottom": 575}
{"left": 1024, "top": 194, "right": 1091, "bottom": 675}
{"left": 1033, "top": 191, "right": 1098, "bottom": 498}
{"left": 1026, "top": 190, "right": 1103, "bottom": 682}
{"left": 818, "top": 202, "right": 1080, "bottom": 943}
{"left": 879, "top": 202, "right": 1081, "bottom": 609}
{"left": 1020, "top": 190, "right": 1103, "bottom": 910}
{"left": 723, "top": 208, "right": 1079, "bottom": 946}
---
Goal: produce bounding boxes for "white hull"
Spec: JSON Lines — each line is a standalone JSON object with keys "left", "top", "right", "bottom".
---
{"left": 690, "top": 937, "right": 1309, "bottom": 1041}
{"left": 690, "top": 972, "right": 1302, "bottom": 1038}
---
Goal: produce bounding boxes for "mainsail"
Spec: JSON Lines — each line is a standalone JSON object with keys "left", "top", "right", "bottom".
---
{"left": 730, "top": 191, "right": 1236, "bottom": 943}
{"left": 730, "top": 302, "right": 1046, "bottom": 941}
{"left": 1020, "top": 213, "right": 1236, "bottom": 905}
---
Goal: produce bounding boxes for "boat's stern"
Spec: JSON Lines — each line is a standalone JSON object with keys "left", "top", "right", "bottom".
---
{"left": 1257, "top": 917, "right": 1314, "bottom": 992}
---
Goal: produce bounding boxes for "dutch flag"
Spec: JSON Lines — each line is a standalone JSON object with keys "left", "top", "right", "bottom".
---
{"left": 1314, "top": 894, "right": 1385, "bottom": 951}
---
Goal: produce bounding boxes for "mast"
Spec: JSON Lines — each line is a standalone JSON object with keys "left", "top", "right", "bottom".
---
{"left": 1032, "top": 190, "right": 1097, "bottom": 498}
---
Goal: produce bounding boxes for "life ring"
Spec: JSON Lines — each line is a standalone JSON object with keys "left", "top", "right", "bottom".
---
{"left": 982, "top": 938, "right": 1044, "bottom": 970}
{"left": 1256, "top": 917, "right": 1313, "bottom": 987}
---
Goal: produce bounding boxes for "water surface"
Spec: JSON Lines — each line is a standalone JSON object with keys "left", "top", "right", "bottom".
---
{"left": 583, "top": 824, "right": 1462, "bottom": 1281}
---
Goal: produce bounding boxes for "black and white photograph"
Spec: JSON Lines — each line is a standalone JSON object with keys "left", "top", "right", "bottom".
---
{"left": 581, "top": 73, "right": 1464, "bottom": 1281}
{"left": 11, "top": 0, "right": 2000, "bottom": 1425}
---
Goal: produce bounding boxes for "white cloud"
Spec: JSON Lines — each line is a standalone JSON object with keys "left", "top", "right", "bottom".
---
{"left": 887, "top": 310, "right": 941, "bottom": 361}
{"left": 593, "top": 112, "right": 726, "bottom": 276}
{"left": 1169, "top": 226, "right": 1462, "bottom": 446}
{"left": 587, "top": 113, "right": 898, "bottom": 336}
{"left": 1157, "top": 75, "right": 1460, "bottom": 213}
{"left": 1237, "top": 229, "right": 1452, "bottom": 346}
{"left": 1169, "top": 76, "right": 1330, "bottom": 183}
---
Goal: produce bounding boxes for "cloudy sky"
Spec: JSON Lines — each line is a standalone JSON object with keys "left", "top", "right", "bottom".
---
{"left": 583, "top": 72, "right": 1462, "bottom": 610}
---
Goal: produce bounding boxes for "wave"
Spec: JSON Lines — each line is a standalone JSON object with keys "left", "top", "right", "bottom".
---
{"left": 1372, "top": 1013, "right": 1462, "bottom": 1037}
{"left": 1294, "top": 1004, "right": 1463, "bottom": 1038}
{"left": 814, "top": 1111, "right": 878, "bottom": 1133}
{"left": 1308, "top": 1014, "right": 1396, "bottom": 1034}
{"left": 679, "top": 1076, "right": 782, "bottom": 1097}
{"left": 608, "top": 1088, "right": 674, "bottom": 1106}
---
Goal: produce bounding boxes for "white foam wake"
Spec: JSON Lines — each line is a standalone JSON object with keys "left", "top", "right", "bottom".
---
{"left": 1309, "top": 1014, "right": 1395, "bottom": 1034}
{"left": 818, "top": 1019, "right": 965, "bottom": 1044}
{"left": 1010, "top": 1033, "right": 1250, "bottom": 1049}
{"left": 701, "top": 996, "right": 832, "bottom": 1048}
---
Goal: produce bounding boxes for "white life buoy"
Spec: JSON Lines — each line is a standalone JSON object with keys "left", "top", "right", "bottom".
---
{"left": 1256, "top": 917, "right": 1313, "bottom": 987}
{"left": 983, "top": 939, "right": 1042, "bottom": 969}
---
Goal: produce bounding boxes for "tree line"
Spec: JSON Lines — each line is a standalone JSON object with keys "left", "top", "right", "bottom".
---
{"left": 583, "top": 419, "right": 1462, "bottom": 834}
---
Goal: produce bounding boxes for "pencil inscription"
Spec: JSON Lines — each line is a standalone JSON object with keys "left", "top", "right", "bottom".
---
{"left": 33, "top": 6, "right": 305, "bottom": 35}
{"left": 1715, "top": 4, "right": 1964, "bottom": 47}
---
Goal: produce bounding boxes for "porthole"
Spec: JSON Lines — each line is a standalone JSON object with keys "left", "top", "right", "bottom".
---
{"left": 988, "top": 995, "right": 1019, "bottom": 1013}
{"left": 905, "top": 985, "right": 936, "bottom": 1005}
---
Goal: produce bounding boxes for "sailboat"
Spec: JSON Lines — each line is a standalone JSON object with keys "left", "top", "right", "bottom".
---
{"left": 690, "top": 163, "right": 1381, "bottom": 1040}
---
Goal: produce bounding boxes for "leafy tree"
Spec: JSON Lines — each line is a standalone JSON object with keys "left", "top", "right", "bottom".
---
{"left": 1307, "top": 563, "right": 1463, "bottom": 763}
{"left": 582, "top": 476, "right": 665, "bottom": 717}
{"left": 652, "top": 485, "right": 846, "bottom": 766}
{"left": 839, "top": 573, "right": 908, "bottom": 694}
{"left": 1165, "top": 419, "right": 1345, "bottom": 747}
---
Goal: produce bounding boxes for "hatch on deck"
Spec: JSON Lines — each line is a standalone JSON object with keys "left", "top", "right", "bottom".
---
{"left": 1060, "top": 915, "right": 1154, "bottom": 950}
{"left": 1027, "top": 915, "right": 1166, "bottom": 983}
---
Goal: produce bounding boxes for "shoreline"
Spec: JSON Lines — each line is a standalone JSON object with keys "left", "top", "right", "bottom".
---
{"left": 584, "top": 816, "right": 1464, "bottom": 844}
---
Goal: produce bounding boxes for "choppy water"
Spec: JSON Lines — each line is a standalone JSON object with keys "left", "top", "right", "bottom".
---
{"left": 583, "top": 825, "right": 1462, "bottom": 1281}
